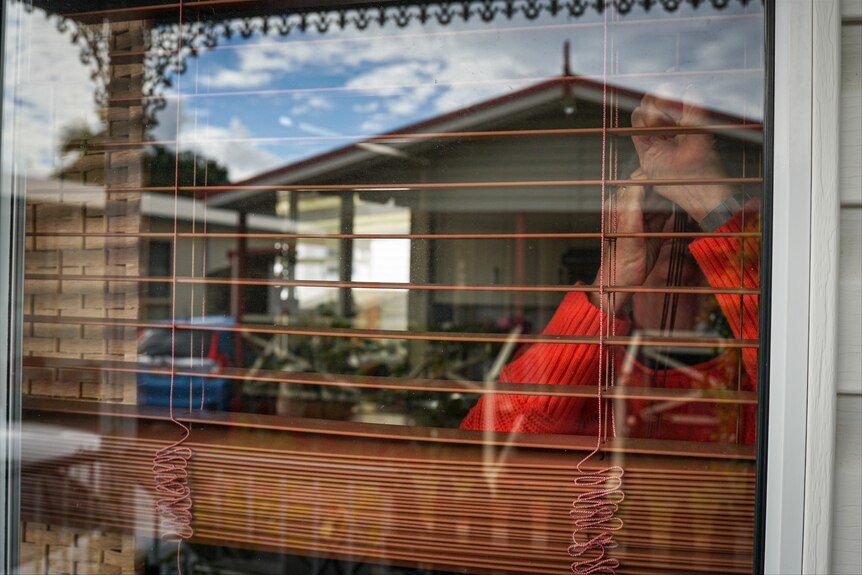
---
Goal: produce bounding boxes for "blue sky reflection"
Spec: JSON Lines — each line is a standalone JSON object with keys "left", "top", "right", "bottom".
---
{"left": 148, "top": 6, "right": 764, "bottom": 182}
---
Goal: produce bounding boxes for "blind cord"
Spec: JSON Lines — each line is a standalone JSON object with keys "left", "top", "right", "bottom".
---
{"left": 152, "top": 2, "right": 195, "bottom": 573}
{"left": 568, "top": 5, "right": 625, "bottom": 574}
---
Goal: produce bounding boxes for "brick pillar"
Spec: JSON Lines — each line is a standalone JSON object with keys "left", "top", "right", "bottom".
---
{"left": 21, "top": 19, "right": 151, "bottom": 575}
{"left": 23, "top": 19, "right": 147, "bottom": 404}
{"left": 21, "top": 524, "right": 136, "bottom": 575}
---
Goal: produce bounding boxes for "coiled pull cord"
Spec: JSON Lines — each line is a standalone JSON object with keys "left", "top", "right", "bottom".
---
{"left": 568, "top": 6, "right": 625, "bottom": 572}
{"left": 569, "top": 464, "right": 625, "bottom": 575}
{"left": 153, "top": 425, "right": 195, "bottom": 543}
{"left": 152, "top": 3, "right": 194, "bottom": 572}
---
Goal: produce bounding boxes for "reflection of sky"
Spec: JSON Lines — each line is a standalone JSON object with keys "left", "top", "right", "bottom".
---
{"left": 2, "top": 5, "right": 102, "bottom": 178}
{"left": 157, "top": 6, "right": 764, "bottom": 181}
{"left": 8, "top": 2, "right": 764, "bottom": 181}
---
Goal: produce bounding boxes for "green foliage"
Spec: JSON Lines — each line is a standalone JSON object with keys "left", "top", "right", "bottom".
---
{"left": 55, "top": 121, "right": 231, "bottom": 186}
{"left": 147, "top": 144, "right": 230, "bottom": 188}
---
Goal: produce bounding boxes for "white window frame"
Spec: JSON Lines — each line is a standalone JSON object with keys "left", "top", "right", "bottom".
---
{"left": 0, "top": 0, "right": 24, "bottom": 570}
{"left": 765, "top": 0, "right": 841, "bottom": 573}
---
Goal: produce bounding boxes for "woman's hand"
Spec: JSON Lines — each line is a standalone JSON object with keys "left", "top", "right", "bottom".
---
{"left": 631, "top": 88, "right": 735, "bottom": 223}
{"left": 590, "top": 170, "right": 670, "bottom": 315}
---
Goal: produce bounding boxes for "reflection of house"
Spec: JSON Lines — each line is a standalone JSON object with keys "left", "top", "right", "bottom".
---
{"left": 211, "top": 75, "right": 760, "bottom": 342}
{"left": 6, "top": 2, "right": 861, "bottom": 575}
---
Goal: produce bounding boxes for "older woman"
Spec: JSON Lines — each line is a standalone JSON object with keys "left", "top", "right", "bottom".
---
{"left": 461, "top": 92, "right": 760, "bottom": 444}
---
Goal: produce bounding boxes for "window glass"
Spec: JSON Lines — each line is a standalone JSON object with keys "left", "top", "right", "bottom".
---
{"left": 3, "top": 1, "right": 766, "bottom": 573}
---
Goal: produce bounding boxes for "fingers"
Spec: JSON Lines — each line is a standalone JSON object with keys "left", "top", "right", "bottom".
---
{"left": 633, "top": 87, "right": 712, "bottom": 129}
{"left": 617, "top": 179, "right": 646, "bottom": 205}
{"left": 599, "top": 181, "right": 649, "bottom": 295}
{"left": 652, "top": 83, "right": 687, "bottom": 122}
{"left": 609, "top": 181, "right": 646, "bottom": 234}
{"left": 631, "top": 86, "right": 716, "bottom": 172}
{"left": 679, "top": 86, "right": 711, "bottom": 127}
{"left": 629, "top": 113, "right": 653, "bottom": 169}
{"left": 638, "top": 92, "right": 678, "bottom": 129}
{"left": 630, "top": 131, "right": 649, "bottom": 164}
{"left": 608, "top": 170, "right": 645, "bottom": 215}
{"left": 625, "top": 168, "right": 671, "bottom": 234}
{"left": 631, "top": 95, "right": 676, "bottom": 164}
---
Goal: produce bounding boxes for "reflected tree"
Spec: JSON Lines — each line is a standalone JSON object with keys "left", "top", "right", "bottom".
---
{"left": 56, "top": 121, "right": 230, "bottom": 187}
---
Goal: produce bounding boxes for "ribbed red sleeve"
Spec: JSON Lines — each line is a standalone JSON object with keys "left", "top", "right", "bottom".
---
{"left": 460, "top": 291, "right": 630, "bottom": 434}
{"left": 688, "top": 198, "right": 762, "bottom": 390}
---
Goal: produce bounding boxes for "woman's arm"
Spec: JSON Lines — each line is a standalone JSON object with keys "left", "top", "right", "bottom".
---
{"left": 631, "top": 90, "right": 761, "bottom": 386}
{"left": 689, "top": 199, "right": 761, "bottom": 388}
{"left": 460, "top": 291, "right": 630, "bottom": 434}
{"left": 460, "top": 179, "right": 652, "bottom": 435}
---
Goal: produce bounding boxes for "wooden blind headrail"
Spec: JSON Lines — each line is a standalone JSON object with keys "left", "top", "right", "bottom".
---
{"left": 23, "top": 273, "right": 761, "bottom": 296}
{"left": 22, "top": 356, "right": 759, "bottom": 404}
{"left": 23, "top": 314, "right": 759, "bottom": 349}
{"left": 22, "top": 397, "right": 755, "bottom": 460}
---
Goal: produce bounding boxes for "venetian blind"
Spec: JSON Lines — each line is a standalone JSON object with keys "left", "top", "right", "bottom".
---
{"left": 16, "top": 0, "right": 767, "bottom": 573}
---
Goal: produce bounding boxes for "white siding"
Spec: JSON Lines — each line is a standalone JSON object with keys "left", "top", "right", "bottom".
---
{"left": 838, "top": 208, "right": 862, "bottom": 394}
{"left": 841, "top": 25, "right": 861, "bottom": 207}
{"left": 844, "top": 0, "right": 862, "bottom": 20}
{"left": 830, "top": 18, "right": 862, "bottom": 575}
{"left": 832, "top": 396, "right": 862, "bottom": 574}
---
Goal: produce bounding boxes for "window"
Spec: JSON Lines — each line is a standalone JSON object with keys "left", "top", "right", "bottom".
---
{"left": 1, "top": 1, "right": 769, "bottom": 574}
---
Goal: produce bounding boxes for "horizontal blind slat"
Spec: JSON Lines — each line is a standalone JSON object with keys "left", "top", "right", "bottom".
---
{"left": 74, "top": 123, "right": 764, "bottom": 150}
{"left": 22, "top": 231, "right": 764, "bottom": 239}
{"left": 23, "top": 357, "right": 759, "bottom": 403}
{"left": 105, "top": 70, "right": 764, "bottom": 104}
{"left": 23, "top": 398, "right": 756, "bottom": 459}
{"left": 23, "top": 273, "right": 762, "bottom": 295}
{"left": 94, "top": 176, "right": 764, "bottom": 194}
{"left": 23, "top": 315, "right": 760, "bottom": 348}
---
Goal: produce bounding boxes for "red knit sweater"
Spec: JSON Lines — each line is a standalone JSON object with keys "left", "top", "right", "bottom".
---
{"left": 460, "top": 203, "right": 761, "bottom": 444}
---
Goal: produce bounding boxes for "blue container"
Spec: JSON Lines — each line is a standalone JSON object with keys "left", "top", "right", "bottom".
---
{"left": 137, "top": 361, "right": 231, "bottom": 410}
{"left": 137, "top": 316, "right": 235, "bottom": 411}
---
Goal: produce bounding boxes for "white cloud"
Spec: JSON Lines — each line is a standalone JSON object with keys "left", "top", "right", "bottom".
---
{"left": 344, "top": 61, "right": 442, "bottom": 131}
{"left": 296, "top": 122, "right": 340, "bottom": 138}
{"left": 279, "top": 114, "right": 340, "bottom": 137}
{"left": 357, "top": 118, "right": 386, "bottom": 134}
{"left": 344, "top": 61, "right": 441, "bottom": 95}
{"left": 188, "top": 115, "right": 281, "bottom": 181}
{"left": 2, "top": 7, "right": 101, "bottom": 178}
{"left": 208, "top": 68, "right": 273, "bottom": 89}
{"left": 153, "top": 101, "right": 282, "bottom": 181}
{"left": 290, "top": 94, "right": 334, "bottom": 116}
{"left": 353, "top": 101, "right": 380, "bottom": 114}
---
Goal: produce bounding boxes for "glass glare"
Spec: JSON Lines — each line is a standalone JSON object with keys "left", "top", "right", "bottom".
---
{"left": 2, "top": 1, "right": 766, "bottom": 573}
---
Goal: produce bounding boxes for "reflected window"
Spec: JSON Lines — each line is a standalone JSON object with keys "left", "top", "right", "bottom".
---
{"left": 3, "top": 1, "right": 768, "bottom": 573}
